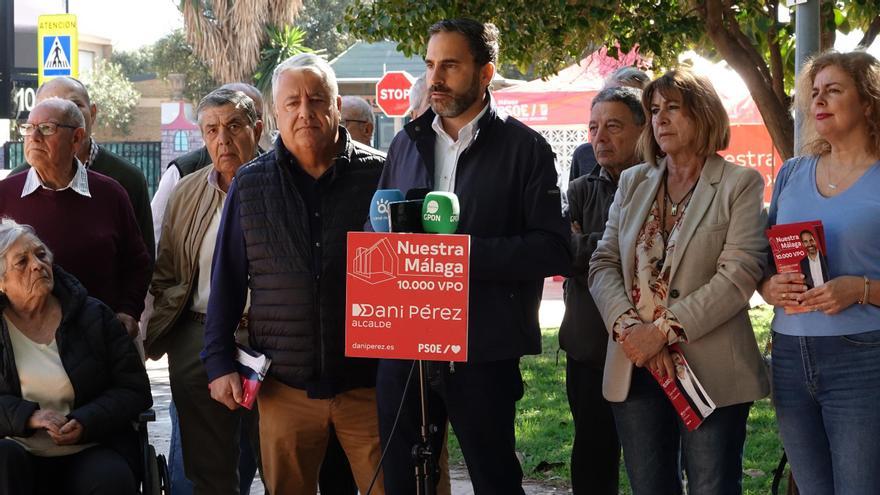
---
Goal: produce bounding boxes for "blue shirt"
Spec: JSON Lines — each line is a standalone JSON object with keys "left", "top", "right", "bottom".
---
{"left": 768, "top": 155, "right": 880, "bottom": 336}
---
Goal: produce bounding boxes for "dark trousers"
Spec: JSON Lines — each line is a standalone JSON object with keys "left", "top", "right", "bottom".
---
{"left": 168, "top": 318, "right": 259, "bottom": 495}
{"left": 377, "top": 358, "right": 525, "bottom": 495}
{"left": 565, "top": 356, "right": 620, "bottom": 495}
{"left": 0, "top": 441, "right": 136, "bottom": 494}
{"left": 612, "top": 367, "right": 751, "bottom": 495}
{"left": 319, "top": 427, "right": 358, "bottom": 494}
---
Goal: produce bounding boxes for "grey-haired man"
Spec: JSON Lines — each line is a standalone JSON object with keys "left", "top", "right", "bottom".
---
{"left": 202, "top": 54, "right": 386, "bottom": 494}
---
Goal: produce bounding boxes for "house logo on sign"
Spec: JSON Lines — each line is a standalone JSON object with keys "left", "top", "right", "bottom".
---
{"left": 350, "top": 238, "right": 398, "bottom": 285}
{"left": 43, "top": 36, "right": 73, "bottom": 76}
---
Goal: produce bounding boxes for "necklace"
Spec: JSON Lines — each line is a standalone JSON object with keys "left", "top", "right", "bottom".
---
{"left": 664, "top": 169, "right": 699, "bottom": 217}
{"left": 656, "top": 170, "right": 699, "bottom": 272}
{"left": 823, "top": 156, "right": 873, "bottom": 190}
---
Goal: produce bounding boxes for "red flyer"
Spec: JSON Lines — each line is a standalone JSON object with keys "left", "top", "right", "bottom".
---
{"left": 650, "top": 345, "right": 716, "bottom": 432}
{"left": 345, "top": 232, "right": 470, "bottom": 361}
{"left": 766, "top": 220, "right": 827, "bottom": 314}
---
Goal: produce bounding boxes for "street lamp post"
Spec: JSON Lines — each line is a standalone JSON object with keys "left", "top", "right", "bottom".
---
{"left": 793, "top": 0, "right": 820, "bottom": 152}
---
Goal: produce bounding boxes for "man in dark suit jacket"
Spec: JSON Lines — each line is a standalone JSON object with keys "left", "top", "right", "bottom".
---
{"left": 8, "top": 77, "right": 154, "bottom": 256}
{"left": 799, "top": 230, "right": 830, "bottom": 289}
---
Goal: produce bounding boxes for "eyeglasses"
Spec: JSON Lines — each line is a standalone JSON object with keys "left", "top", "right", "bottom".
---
{"left": 20, "top": 122, "right": 79, "bottom": 137}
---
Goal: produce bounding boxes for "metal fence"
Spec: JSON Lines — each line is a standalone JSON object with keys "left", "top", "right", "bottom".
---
{"left": 2, "top": 141, "right": 162, "bottom": 197}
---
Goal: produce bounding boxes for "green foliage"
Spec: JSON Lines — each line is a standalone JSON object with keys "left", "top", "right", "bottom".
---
{"left": 86, "top": 59, "right": 140, "bottom": 136}
{"left": 152, "top": 30, "right": 219, "bottom": 103}
{"left": 253, "top": 25, "right": 320, "bottom": 94}
{"left": 297, "top": 0, "right": 357, "bottom": 59}
{"left": 345, "top": 0, "right": 876, "bottom": 79}
{"left": 111, "top": 47, "right": 155, "bottom": 79}
{"left": 344, "top": 0, "right": 701, "bottom": 77}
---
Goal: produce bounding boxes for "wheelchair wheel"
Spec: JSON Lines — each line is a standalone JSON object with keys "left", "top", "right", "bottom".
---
{"left": 157, "top": 453, "right": 171, "bottom": 494}
{"left": 144, "top": 444, "right": 161, "bottom": 495}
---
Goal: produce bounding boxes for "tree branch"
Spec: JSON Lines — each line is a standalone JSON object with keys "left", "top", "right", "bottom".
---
{"left": 858, "top": 15, "right": 880, "bottom": 48}
{"left": 700, "top": 0, "right": 794, "bottom": 158}
{"left": 820, "top": 2, "right": 836, "bottom": 51}
{"left": 767, "top": 0, "right": 786, "bottom": 104}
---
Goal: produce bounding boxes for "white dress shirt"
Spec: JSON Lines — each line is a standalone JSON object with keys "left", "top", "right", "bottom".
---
{"left": 807, "top": 254, "right": 826, "bottom": 286}
{"left": 21, "top": 160, "right": 91, "bottom": 198}
{"left": 150, "top": 165, "right": 182, "bottom": 250}
{"left": 431, "top": 103, "right": 489, "bottom": 192}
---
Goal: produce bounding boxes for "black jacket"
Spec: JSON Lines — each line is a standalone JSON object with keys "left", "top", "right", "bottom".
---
{"left": 559, "top": 165, "right": 617, "bottom": 368}
{"left": 235, "top": 131, "right": 384, "bottom": 388}
{"left": 0, "top": 266, "right": 152, "bottom": 474}
{"left": 568, "top": 143, "right": 598, "bottom": 183}
{"left": 799, "top": 253, "right": 830, "bottom": 289}
{"left": 378, "top": 95, "right": 571, "bottom": 361}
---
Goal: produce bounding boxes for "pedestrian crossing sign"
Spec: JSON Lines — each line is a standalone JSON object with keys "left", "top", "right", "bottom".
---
{"left": 37, "top": 14, "right": 78, "bottom": 86}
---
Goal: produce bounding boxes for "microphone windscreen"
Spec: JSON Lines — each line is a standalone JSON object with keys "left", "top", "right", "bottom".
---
{"left": 421, "top": 192, "right": 460, "bottom": 234}
{"left": 405, "top": 188, "right": 432, "bottom": 201}
{"left": 369, "top": 189, "right": 404, "bottom": 232}
{"left": 388, "top": 200, "right": 425, "bottom": 233}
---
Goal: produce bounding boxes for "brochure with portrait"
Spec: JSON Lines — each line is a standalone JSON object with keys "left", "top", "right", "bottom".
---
{"left": 650, "top": 345, "right": 716, "bottom": 431}
{"left": 234, "top": 344, "right": 271, "bottom": 410}
{"left": 766, "top": 220, "right": 828, "bottom": 314}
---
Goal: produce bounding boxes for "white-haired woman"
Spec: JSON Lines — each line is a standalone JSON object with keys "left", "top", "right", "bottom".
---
{"left": 0, "top": 219, "right": 151, "bottom": 494}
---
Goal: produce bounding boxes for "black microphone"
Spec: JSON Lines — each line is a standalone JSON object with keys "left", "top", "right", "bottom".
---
{"left": 386, "top": 187, "right": 431, "bottom": 233}
{"left": 388, "top": 200, "right": 425, "bottom": 233}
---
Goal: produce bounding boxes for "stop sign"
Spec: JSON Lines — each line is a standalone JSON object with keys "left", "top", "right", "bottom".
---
{"left": 376, "top": 71, "right": 414, "bottom": 118}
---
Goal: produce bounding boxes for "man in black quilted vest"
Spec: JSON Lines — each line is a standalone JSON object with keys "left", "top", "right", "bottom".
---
{"left": 200, "top": 53, "right": 387, "bottom": 494}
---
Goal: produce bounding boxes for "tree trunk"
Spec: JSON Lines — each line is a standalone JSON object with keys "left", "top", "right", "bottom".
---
{"left": 700, "top": 0, "right": 795, "bottom": 159}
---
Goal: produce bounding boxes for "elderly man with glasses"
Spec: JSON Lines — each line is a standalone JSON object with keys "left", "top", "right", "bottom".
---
{"left": 0, "top": 98, "right": 152, "bottom": 338}
{"left": 340, "top": 95, "right": 375, "bottom": 146}
{"left": 8, "top": 77, "right": 154, "bottom": 257}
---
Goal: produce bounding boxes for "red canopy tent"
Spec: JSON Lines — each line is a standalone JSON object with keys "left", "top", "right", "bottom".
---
{"left": 495, "top": 49, "right": 782, "bottom": 202}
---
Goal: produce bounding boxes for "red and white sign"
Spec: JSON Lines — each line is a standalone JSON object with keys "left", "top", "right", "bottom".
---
{"left": 375, "top": 71, "right": 414, "bottom": 117}
{"left": 495, "top": 91, "right": 594, "bottom": 127}
{"left": 345, "top": 232, "right": 469, "bottom": 361}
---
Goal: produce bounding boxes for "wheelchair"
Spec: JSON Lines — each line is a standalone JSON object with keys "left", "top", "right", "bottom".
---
{"left": 137, "top": 410, "right": 171, "bottom": 495}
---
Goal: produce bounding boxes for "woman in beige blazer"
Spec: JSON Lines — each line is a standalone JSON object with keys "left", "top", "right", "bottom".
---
{"left": 589, "top": 69, "right": 769, "bottom": 495}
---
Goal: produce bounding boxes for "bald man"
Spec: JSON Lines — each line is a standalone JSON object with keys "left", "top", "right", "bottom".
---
{"left": 8, "top": 76, "right": 155, "bottom": 256}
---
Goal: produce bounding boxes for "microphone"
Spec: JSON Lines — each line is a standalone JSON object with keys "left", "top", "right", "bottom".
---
{"left": 388, "top": 200, "right": 425, "bottom": 233}
{"left": 421, "top": 192, "right": 460, "bottom": 234}
{"left": 369, "top": 189, "right": 404, "bottom": 232}
{"left": 386, "top": 187, "right": 431, "bottom": 233}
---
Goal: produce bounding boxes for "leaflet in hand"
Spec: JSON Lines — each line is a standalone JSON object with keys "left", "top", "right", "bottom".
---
{"left": 234, "top": 345, "right": 271, "bottom": 410}
{"left": 766, "top": 220, "right": 827, "bottom": 314}
{"left": 650, "top": 345, "right": 716, "bottom": 431}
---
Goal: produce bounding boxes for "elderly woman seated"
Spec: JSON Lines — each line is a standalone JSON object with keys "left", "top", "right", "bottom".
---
{"left": 0, "top": 218, "right": 152, "bottom": 494}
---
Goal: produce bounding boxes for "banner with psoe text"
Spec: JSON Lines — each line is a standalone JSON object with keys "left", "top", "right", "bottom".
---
{"left": 345, "top": 232, "right": 469, "bottom": 361}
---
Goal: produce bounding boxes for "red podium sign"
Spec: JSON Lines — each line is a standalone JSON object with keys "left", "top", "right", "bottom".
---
{"left": 345, "top": 232, "right": 469, "bottom": 361}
